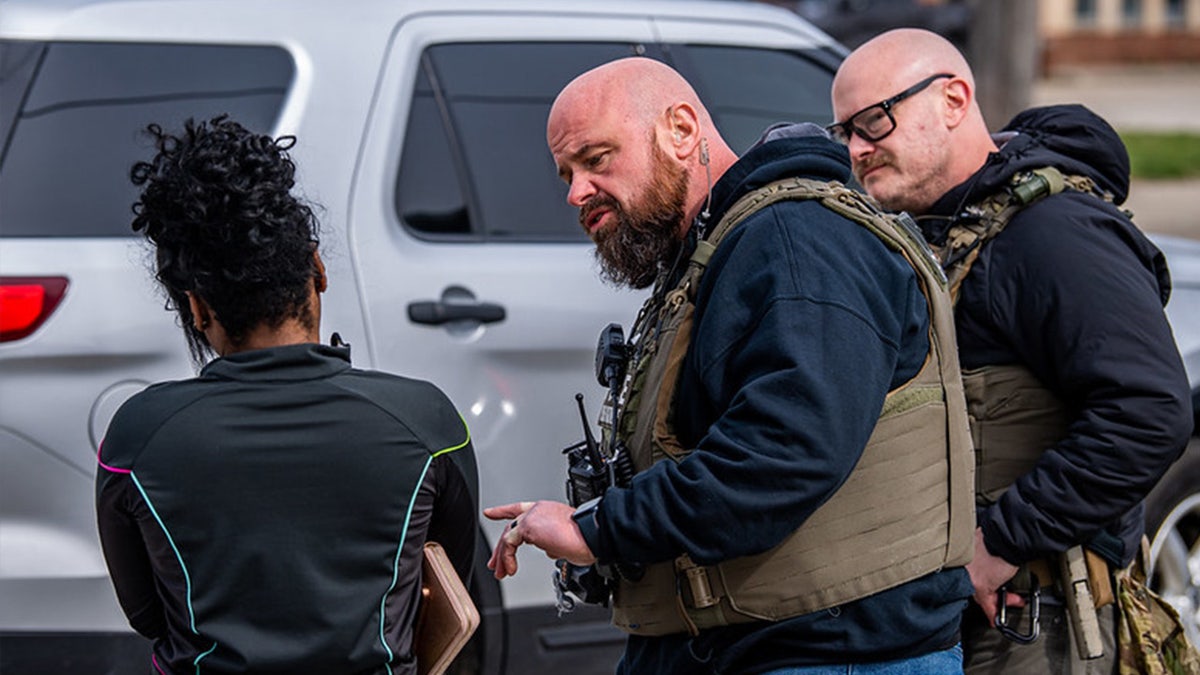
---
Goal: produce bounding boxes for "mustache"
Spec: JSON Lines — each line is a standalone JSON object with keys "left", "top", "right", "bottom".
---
{"left": 580, "top": 194, "right": 620, "bottom": 231}
{"left": 854, "top": 152, "right": 892, "bottom": 179}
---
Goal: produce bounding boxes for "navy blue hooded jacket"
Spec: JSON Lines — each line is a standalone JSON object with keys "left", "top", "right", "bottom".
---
{"left": 576, "top": 132, "right": 972, "bottom": 674}
{"left": 918, "top": 105, "right": 1192, "bottom": 568}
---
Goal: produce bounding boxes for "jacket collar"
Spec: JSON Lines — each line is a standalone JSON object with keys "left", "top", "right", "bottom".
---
{"left": 200, "top": 342, "right": 352, "bottom": 382}
{"left": 701, "top": 132, "right": 852, "bottom": 236}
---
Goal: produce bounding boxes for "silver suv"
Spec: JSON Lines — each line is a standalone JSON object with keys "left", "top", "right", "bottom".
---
{"left": 0, "top": 1, "right": 845, "bottom": 672}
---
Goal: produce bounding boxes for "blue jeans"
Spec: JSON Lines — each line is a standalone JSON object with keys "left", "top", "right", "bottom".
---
{"left": 759, "top": 643, "right": 963, "bottom": 675}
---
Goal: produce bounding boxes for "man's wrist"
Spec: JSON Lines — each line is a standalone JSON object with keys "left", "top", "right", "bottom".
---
{"left": 979, "top": 517, "right": 1021, "bottom": 567}
{"left": 571, "top": 497, "right": 603, "bottom": 554}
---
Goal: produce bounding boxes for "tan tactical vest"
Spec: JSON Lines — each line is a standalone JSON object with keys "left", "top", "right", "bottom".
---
{"left": 605, "top": 177, "right": 975, "bottom": 636}
{"left": 936, "top": 167, "right": 1114, "bottom": 506}
{"left": 962, "top": 364, "right": 1069, "bottom": 503}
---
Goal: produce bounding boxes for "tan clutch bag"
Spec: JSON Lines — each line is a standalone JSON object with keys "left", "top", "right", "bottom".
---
{"left": 415, "top": 541, "right": 480, "bottom": 675}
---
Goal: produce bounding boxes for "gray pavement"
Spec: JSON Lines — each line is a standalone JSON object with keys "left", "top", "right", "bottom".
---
{"left": 1032, "top": 64, "right": 1200, "bottom": 240}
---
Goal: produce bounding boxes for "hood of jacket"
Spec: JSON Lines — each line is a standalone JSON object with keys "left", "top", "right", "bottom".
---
{"left": 929, "top": 104, "right": 1131, "bottom": 219}
{"left": 920, "top": 104, "right": 1169, "bottom": 304}
{"left": 703, "top": 125, "right": 853, "bottom": 231}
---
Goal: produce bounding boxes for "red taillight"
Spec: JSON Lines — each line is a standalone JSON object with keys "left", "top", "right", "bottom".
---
{"left": 0, "top": 276, "right": 69, "bottom": 342}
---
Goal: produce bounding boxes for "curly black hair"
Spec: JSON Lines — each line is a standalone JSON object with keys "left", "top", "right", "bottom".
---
{"left": 130, "top": 115, "right": 321, "bottom": 364}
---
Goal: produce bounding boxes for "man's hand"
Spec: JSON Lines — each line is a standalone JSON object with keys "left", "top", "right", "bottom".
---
{"left": 483, "top": 500, "right": 597, "bottom": 579}
{"left": 966, "top": 526, "right": 1022, "bottom": 626}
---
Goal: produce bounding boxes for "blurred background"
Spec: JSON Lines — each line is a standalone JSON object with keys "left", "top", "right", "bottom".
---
{"left": 755, "top": 0, "right": 1200, "bottom": 239}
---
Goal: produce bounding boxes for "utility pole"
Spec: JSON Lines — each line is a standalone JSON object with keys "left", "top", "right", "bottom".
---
{"left": 966, "top": 0, "right": 1040, "bottom": 129}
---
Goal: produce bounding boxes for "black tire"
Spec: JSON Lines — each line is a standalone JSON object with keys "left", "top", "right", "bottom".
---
{"left": 1143, "top": 436, "right": 1200, "bottom": 647}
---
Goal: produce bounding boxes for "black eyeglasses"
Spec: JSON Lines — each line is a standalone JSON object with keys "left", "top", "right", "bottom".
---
{"left": 827, "top": 73, "right": 954, "bottom": 145}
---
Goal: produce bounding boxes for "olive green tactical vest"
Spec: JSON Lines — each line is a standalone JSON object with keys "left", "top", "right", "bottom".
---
{"left": 962, "top": 364, "right": 1069, "bottom": 503}
{"left": 606, "top": 177, "right": 975, "bottom": 637}
{"left": 936, "top": 167, "right": 1112, "bottom": 507}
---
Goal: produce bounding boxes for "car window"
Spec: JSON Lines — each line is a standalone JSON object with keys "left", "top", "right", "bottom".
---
{"left": 675, "top": 45, "right": 837, "bottom": 153}
{"left": 0, "top": 41, "right": 44, "bottom": 168}
{"left": 396, "top": 61, "right": 472, "bottom": 237}
{"left": 0, "top": 41, "right": 293, "bottom": 238}
{"left": 396, "top": 42, "right": 645, "bottom": 242}
{"left": 395, "top": 42, "right": 836, "bottom": 243}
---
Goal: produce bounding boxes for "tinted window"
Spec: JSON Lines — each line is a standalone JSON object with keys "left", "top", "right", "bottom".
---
{"left": 1076, "top": 0, "right": 1098, "bottom": 26}
{"left": 0, "top": 42, "right": 293, "bottom": 237}
{"left": 395, "top": 42, "right": 836, "bottom": 243}
{"left": 396, "top": 61, "right": 471, "bottom": 236}
{"left": 1167, "top": 0, "right": 1185, "bottom": 27}
{"left": 397, "top": 42, "right": 646, "bottom": 242}
{"left": 1122, "top": 0, "right": 1143, "bottom": 26}
{"left": 677, "top": 45, "right": 836, "bottom": 153}
{"left": 0, "top": 41, "right": 44, "bottom": 165}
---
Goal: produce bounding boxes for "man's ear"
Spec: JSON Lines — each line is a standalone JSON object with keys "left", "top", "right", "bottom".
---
{"left": 312, "top": 250, "right": 328, "bottom": 294}
{"left": 663, "top": 102, "right": 702, "bottom": 160}
{"left": 942, "top": 77, "right": 972, "bottom": 128}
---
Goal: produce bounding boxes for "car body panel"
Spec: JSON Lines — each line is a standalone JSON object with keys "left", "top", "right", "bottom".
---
{"left": 1153, "top": 234, "right": 1200, "bottom": 388}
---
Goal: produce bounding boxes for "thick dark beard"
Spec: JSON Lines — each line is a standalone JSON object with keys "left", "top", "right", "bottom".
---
{"left": 585, "top": 145, "right": 689, "bottom": 290}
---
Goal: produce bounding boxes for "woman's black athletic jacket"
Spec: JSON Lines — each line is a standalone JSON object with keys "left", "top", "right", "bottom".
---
{"left": 97, "top": 342, "right": 478, "bottom": 675}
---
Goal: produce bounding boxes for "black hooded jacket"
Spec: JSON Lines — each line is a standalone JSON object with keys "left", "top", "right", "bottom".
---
{"left": 918, "top": 105, "right": 1192, "bottom": 567}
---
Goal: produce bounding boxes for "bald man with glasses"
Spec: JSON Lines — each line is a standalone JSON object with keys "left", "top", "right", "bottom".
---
{"left": 831, "top": 28, "right": 1192, "bottom": 675}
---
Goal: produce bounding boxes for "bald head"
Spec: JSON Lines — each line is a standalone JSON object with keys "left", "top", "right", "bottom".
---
{"left": 551, "top": 57, "right": 714, "bottom": 136}
{"left": 830, "top": 29, "right": 995, "bottom": 214}
{"left": 835, "top": 28, "right": 975, "bottom": 103}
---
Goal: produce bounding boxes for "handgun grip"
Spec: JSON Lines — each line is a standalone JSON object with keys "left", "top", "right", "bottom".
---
{"left": 1058, "top": 546, "right": 1105, "bottom": 660}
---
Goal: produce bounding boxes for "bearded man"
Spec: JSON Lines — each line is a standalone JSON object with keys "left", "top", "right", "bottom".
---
{"left": 485, "top": 57, "right": 975, "bottom": 675}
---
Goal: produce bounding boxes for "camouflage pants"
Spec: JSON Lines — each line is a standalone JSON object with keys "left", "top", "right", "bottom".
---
{"left": 963, "top": 601, "right": 1117, "bottom": 675}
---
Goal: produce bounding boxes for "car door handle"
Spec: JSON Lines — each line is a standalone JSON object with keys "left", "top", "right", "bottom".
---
{"left": 407, "top": 300, "right": 506, "bottom": 326}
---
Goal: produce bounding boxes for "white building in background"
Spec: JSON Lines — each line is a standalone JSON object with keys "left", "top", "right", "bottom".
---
{"left": 1039, "top": 0, "right": 1200, "bottom": 71}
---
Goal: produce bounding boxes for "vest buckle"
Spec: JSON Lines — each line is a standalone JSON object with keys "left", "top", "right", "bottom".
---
{"left": 675, "top": 556, "right": 718, "bottom": 609}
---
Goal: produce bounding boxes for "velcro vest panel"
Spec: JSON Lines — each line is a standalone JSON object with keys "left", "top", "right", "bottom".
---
{"left": 609, "top": 178, "right": 975, "bottom": 636}
{"left": 962, "top": 364, "right": 1069, "bottom": 504}
{"left": 939, "top": 167, "right": 1106, "bottom": 504}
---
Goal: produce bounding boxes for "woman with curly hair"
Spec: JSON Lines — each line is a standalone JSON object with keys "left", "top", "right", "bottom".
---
{"left": 95, "top": 115, "right": 479, "bottom": 675}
